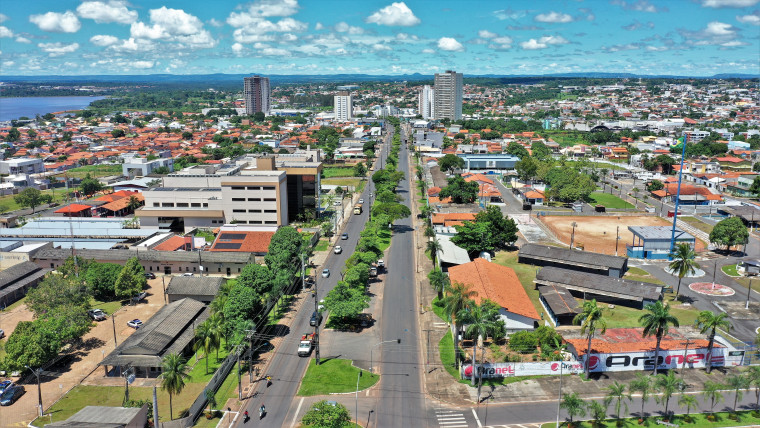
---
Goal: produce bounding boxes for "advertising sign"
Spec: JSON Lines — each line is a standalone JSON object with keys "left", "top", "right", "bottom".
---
{"left": 584, "top": 347, "right": 732, "bottom": 373}
{"left": 462, "top": 361, "right": 584, "bottom": 379}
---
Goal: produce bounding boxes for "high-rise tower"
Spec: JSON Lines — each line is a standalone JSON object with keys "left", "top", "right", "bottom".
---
{"left": 243, "top": 75, "right": 271, "bottom": 116}
{"left": 433, "top": 70, "right": 463, "bottom": 121}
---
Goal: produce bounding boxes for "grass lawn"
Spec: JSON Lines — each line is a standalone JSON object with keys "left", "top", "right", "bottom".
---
{"left": 377, "top": 227, "right": 391, "bottom": 252}
{"left": 267, "top": 294, "right": 294, "bottom": 325}
{"left": 601, "top": 299, "right": 700, "bottom": 329}
{"left": 680, "top": 216, "right": 715, "bottom": 235}
{"left": 322, "top": 167, "right": 356, "bottom": 178}
{"left": 297, "top": 358, "right": 379, "bottom": 396}
{"left": 721, "top": 264, "right": 739, "bottom": 277}
{"left": 623, "top": 268, "right": 665, "bottom": 286}
{"left": 321, "top": 178, "right": 361, "bottom": 190}
{"left": 187, "top": 340, "right": 233, "bottom": 384}
{"left": 588, "top": 192, "right": 634, "bottom": 209}
{"left": 0, "top": 188, "right": 68, "bottom": 214}
{"left": 431, "top": 296, "right": 446, "bottom": 322}
{"left": 314, "top": 239, "right": 329, "bottom": 252}
{"left": 540, "top": 410, "right": 760, "bottom": 428}
{"left": 90, "top": 298, "right": 123, "bottom": 315}
{"left": 52, "top": 164, "right": 122, "bottom": 180}
{"left": 626, "top": 267, "right": 649, "bottom": 276}
{"left": 439, "top": 330, "right": 460, "bottom": 380}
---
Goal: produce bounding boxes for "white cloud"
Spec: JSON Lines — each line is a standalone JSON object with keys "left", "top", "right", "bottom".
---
{"left": 132, "top": 60, "right": 155, "bottom": 69}
{"left": 315, "top": 22, "right": 324, "bottom": 30}
{"left": 493, "top": 9, "right": 526, "bottom": 20}
{"left": 679, "top": 21, "right": 743, "bottom": 46}
{"left": 521, "top": 39, "right": 547, "bottom": 49}
{"left": 90, "top": 34, "right": 119, "bottom": 46}
{"left": 646, "top": 45, "right": 668, "bottom": 51}
{"left": 261, "top": 47, "right": 291, "bottom": 56}
{"left": 77, "top": 1, "right": 137, "bottom": 24}
{"left": 231, "top": 42, "right": 244, "bottom": 53}
{"left": 611, "top": 0, "right": 666, "bottom": 13}
{"left": 335, "top": 21, "right": 364, "bottom": 34}
{"left": 129, "top": 7, "right": 215, "bottom": 48}
{"left": 437, "top": 37, "right": 464, "bottom": 51}
{"left": 705, "top": 21, "right": 736, "bottom": 36}
{"left": 421, "top": 48, "right": 435, "bottom": 54}
{"left": 109, "top": 37, "right": 155, "bottom": 52}
{"left": 0, "top": 13, "right": 8, "bottom": 23}
{"left": 737, "top": 13, "right": 760, "bottom": 24}
{"left": 720, "top": 39, "right": 748, "bottom": 46}
{"left": 38, "top": 41, "right": 80, "bottom": 56}
{"left": 15, "top": 36, "right": 31, "bottom": 43}
{"left": 246, "top": 0, "right": 299, "bottom": 17}
{"left": 3, "top": 61, "right": 15, "bottom": 68}
{"left": 702, "top": 0, "right": 759, "bottom": 7}
{"left": 366, "top": 2, "right": 420, "bottom": 26}
{"left": 29, "top": 11, "right": 81, "bottom": 33}
{"left": 539, "top": 35, "right": 569, "bottom": 45}
{"left": 372, "top": 43, "right": 391, "bottom": 51}
{"left": 534, "top": 11, "right": 573, "bottom": 23}
{"left": 208, "top": 18, "right": 224, "bottom": 27}
{"left": 478, "top": 30, "right": 498, "bottom": 39}
{"left": 0, "top": 26, "right": 12, "bottom": 38}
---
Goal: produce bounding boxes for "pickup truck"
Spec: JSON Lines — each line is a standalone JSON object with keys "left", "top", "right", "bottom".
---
{"left": 297, "top": 334, "right": 315, "bottom": 357}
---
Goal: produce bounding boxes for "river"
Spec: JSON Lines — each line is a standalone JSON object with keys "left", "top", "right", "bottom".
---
{"left": 0, "top": 96, "right": 107, "bottom": 122}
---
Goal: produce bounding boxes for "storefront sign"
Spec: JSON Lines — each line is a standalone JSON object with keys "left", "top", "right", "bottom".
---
{"left": 584, "top": 348, "right": 732, "bottom": 373}
{"left": 462, "top": 361, "right": 584, "bottom": 379}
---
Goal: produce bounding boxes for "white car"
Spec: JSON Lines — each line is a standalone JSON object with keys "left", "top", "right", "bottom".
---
{"left": 358, "top": 198, "right": 364, "bottom": 204}
{"left": 334, "top": 246, "right": 342, "bottom": 254}
{"left": 127, "top": 319, "right": 143, "bottom": 329}
{"left": 321, "top": 268, "right": 330, "bottom": 278}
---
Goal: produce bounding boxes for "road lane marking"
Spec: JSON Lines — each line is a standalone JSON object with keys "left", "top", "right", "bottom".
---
{"left": 472, "top": 408, "right": 483, "bottom": 428}
{"left": 290, "top": 397, "right": 304, "bottom": 428}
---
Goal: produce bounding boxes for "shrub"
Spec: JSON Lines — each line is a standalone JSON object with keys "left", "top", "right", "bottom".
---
{"left": 508, "top": 331, "right": 537, "bottom": 354}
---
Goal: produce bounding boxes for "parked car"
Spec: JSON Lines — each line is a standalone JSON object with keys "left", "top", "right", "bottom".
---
{"left": 127, "top": 319, "right": 143, "bottom": 329}
{"left": 0, "top": 385, "right": 24, "bottom": 406}
{"left": 321, "top": 268, "right": 330, "bottom": 278}
{"left": 341, "top": 233, "right": 348, "bottom": 240}
{"left": 334, "top": 245, "right": 342, "bottom": 254}
{"left": 377, "top": 259, "right": 384, "bottom": 268}
{"left": 310, "top": 311, "right": 323, "bottom": 327}
{"left": 182, "top": 273, "right": 194, "bottom": 277}
{"left": 87, "top": 309, "right": 107, "bottom": 321}
{"left": 144, "top": 272, "right": 156, "bottom": 279}
{"left": 0, "top": 381, "right": 12, "bottom": 395}
{"left": 0, "top": 329, "right": 4, "bottom": 339}
{"left": 132, "top": 292, "right": 148, "bottom": 303}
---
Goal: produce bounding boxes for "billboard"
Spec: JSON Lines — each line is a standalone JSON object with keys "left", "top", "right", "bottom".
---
{"left": 584, "top": 347, "right": 739, "bottom": 373}
{"left": 462, "top": 361, "right": 584, "bottom": 379}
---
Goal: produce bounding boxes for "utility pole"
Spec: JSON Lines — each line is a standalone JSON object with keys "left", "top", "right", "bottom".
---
{"left": 26, "top": 366, "right": 43, "bottom": 417}
{"left": 355, "top": 370, "right": 362, "bottom": 426}
{"left": 570, "top": 222, "right": 578, "bottom": 250}
{"left": 615, "top": 225, "right": 620, "bottom": 257}
{"left": 680, "top": 338, "right": 691, "bottom": 380}
{"left": 746, "top": 278, "right": 753, "bottom": 310}
{"left": 300, "top": 253, "right": 306, "bottom": 293}
{"left": 237, "top": 346, "right": 242, "bottom": 400}
{"left": 112, "top": 314, "right": 118, "bottom": 347}
{"left": 555, "top": 358, "right": 564, "bottom": 428}
{"left": 314, "top": 275, "right": 320, "bottom": 365}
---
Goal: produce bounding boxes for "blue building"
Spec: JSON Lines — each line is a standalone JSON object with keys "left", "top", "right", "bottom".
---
{"left": 457, "top": 153, "right": 519, "bottom": 172}
{"left": 627, "top": 226, "right": 695, "bottom": 260}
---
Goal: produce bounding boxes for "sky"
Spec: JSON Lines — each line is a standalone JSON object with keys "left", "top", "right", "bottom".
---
{"left": 0, "top": 0, "right": 758, "bottom": 77}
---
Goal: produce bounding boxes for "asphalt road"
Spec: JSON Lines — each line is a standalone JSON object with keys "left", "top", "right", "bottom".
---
{"left": 235, "top": 125, "right": 393, "bottom": 427}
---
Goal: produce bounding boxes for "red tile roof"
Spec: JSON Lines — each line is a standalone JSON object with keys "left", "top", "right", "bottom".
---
{"left": 54, "top": 204, "right": 92, "bottom": 214}
{"left": 431, "top": 212, "right": 477, "bottom": 225}
{"left": 565, "top": 328, "right": 717, "bottom": 355}
{"left": 209, "top": 231, "right": 274, "bottom": 253}
{"left": 153, "top": 236, "right": 189, "bottom": 251}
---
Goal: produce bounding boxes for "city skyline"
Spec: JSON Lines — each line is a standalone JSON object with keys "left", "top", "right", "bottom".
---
{"left": 0, "top": 0, "right": 759, "bottom": 77}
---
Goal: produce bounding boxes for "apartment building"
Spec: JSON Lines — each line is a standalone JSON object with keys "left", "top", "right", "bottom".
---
{"left": 122, "top": 157, "right": 174, "bottom": 178}
{"left": 244, "top": 75, "right": 271, "bottom": 115}
{"left": 418, "top": 85, "right": 434, "bottom": 120}
{"left": 434, "top": 70, "right": 463, "bottom": 121}
{"left": 0, "top": 158, "right": 45, "bottom": 175}
{"left": 334, "top": 92, "right": 353, "bottom": 121}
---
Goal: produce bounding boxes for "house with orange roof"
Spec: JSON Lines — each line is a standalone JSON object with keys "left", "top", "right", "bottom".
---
{"left": 431, "top": 212, "right": 477, "bottom": 226}
{"left": 714, "top": 156, "right": 752, "bottom": 172}
{"left": 448, "top": 258, "right": 539, "bottom": 332}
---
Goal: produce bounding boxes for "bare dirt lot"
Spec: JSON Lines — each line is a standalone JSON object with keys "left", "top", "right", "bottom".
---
{"left": 0, "top": 278, "right": 167, "bottom": 427}
{"left": 538, "top": 215, "right": 706, "bottom": 255}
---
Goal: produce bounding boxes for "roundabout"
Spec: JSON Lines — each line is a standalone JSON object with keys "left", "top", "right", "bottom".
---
{"left": 688, "top": 282, "right": 736, "bottom": 296}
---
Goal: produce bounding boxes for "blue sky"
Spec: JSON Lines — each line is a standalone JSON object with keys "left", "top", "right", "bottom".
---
{"left": 0, "top": 0, "right": 758, "bottom": 76}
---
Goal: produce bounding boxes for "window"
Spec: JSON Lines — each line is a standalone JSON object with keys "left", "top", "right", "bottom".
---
{"left": 232, "top": 198, "right": 245, "bottom": 202}
{"left": 191, "top": 203, "right": 201, "bottom": 207}
{"left": 231, "top": 186, "right": 245, "bottom": 190}
{"left": 153, "top": 203, "right": 160, "bottom": 207}
{"left": 50, "top": 263, "right": 54, "bottom": 269}
{"left": 193, "top": 267, "right": 197, "bottom": 272}
{"left": 250, "top": 220, "right": 262, "bottom": 224}
{"left": 262, "top": 186, "right": 275, "bottom": 191}
{"left": 248, "top": 209, "right": 261, "bottom": 213}
{"left": 238, "top": 268, "right": 241, "bottom": 273}
{"left": 218, "top": 267, "right": 221, "bottom": 272}
{"left": 149, "top": 266, "right": 152, "bottom": 271}
{"left": 264, "top": 209, "right": 276, "bottom": 213}
{"left": 263, "top": 198, "right": 276, "bottom": 202}
{"left": 161, "top": 203, "right": 174, "bottom": 207}
{"left": 247, "top": 198, "right": 261, "bottom": 202}
{"left": 202, "top": 203, "right": 208, "bottom": 207}
{"left": 265, "top": 220, "right": 277, "bottom": 224}
{"left": 176, "top": 203, "right": 188, "bottom": 207}
{"left": 233, "top": 209, "right": 245, "bottom": 213}
{"left": 247, "top": 186, "right": 260, "bottom": 190}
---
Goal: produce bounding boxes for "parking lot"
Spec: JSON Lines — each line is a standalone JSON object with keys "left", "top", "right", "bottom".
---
{"left": 0, "top": 277, "right": 167, "bottom": 426}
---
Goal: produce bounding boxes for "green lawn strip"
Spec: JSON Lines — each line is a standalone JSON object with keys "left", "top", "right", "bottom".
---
{"left": 314, "top": 239, "right": 329, "bottom": 252}
{"left": 297, "top": 358, "right": 379, "bottom": 396}
{"left": 431, "top": 296, "right": 447, "bottom": 322}
{"left": 600, "top": 299, "right": 700, "bottom": 329}
{"left": 625, "top": 267, "right": 650, "bottom": 276}
{"left": 377, "top": 227, "right": 391, "bottom": 252}
{"left": 623, "top": 274, "right": 665, "bottom": 286}
{"left": 267, "top": 294, "right": 294, "bottom": 325}
{"left": 721, "top": 264, "right": 739, "bottom": 277}
{"left": 733, "top": 276, "right": 755, "bottom": 291}
{"left": 439, "top": 330, "right": 460, "bottom": 380}
{"left": 194, "top": 230, "right": 216, "bottom": 243}
{"left": 321, "top": 178, "right": 361, "bottom": 189}
{"left": 322, "top": 167, "right": 356, "bottom": 178}
{"left": 680, "top": 216, "right": 715, "bottom": 235}
{"left": 356, "top": 180, "right": 366, "bottom": 194}
{"left": 90, "top": 298, "right": 122, "bottom": 315}
{"left": 588, "top": 192, "right": 634, "bottom": 209}
{"left": 187, "top": 340, "right": 233, "bottom": 384}
{"left": 540, "top": 410, "right": 760, "bottom": 428}
{"left": 0, "top": 188, "right": 68, "bottom": 213}
{"left": 2, "top": 295, "right": 27, "bottom": 311}
{"left": 52, "top": 164, "right": 123, "bottom": 180}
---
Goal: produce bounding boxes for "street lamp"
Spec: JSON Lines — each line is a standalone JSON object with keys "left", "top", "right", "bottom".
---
{"left": 25, "top": 366, "right": 43, "bottom": 417}
{"left": 370, "top": 339, "right": 401, "bottom": 373}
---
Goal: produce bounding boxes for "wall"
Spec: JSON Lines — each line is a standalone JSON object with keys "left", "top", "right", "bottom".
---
{"left": 499, "top": 308, "right": 536, "bottom": 332}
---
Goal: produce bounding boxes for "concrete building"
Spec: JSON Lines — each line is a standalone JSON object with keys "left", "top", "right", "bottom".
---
{"left": 434, "top": 70, "right": 463, "bottom": 121}
{"left": 418, "top": 85, "right": 435, "bottom": 120}
{"left": 166, "top": 276, "right": 224, "bottom": 304}
{"left": 334, "top": 92, "right": 353, "bottom": 121}
{"left": 47, "top": 405, "right": 148, "bottom": 428}
{"left": 627, "top": 226, "right": 695, "bottom": 260}
{"left": 458, "top": 153, "right": 519, "bottom": 172}
{"left": 244, "top": 75, "right": 271, "bottom": 116}
{"left": 121, "top": 156, "right": 173, "bottom": 178}
{"left": 0, "top": 158, "right": 44, "bottom": 175}
{"left": 518, "top": 243, "right": 628, "bottom": 277}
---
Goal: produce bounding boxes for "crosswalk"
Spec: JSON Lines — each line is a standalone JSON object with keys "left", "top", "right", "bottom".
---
{"left": 484, "top": 424, "right": 543, "bottom": 428}
{"left": 434, "top": 408, "right": 469, "bottom": 427}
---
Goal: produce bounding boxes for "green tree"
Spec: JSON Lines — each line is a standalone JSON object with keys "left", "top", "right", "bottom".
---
{"left": 458, "top": 303, "right": 502, "bottom": 385}
{"left": 222, "top": 285, "right": 262, "bottom": 335}
{"left": 181, "top": 131, "right": 193, "bottom": 140}
{"left": 474, "top": 205, "right": 518, "bottom": 248}
{"left": 264, "top": 226, "right": 303, "bottom": 274}
{"left": 301, "top": 399, "right": 352, "bottom": 428}
{"left": 14, "top": 187, "right": 52, "bottom": 213}
{"left": 628, "top": 373, "right": 651, "bottom": 418}
{"left": 655, "top": 372, "right": 683, "bottom": 417}
{"left": 701, "top": 381, "right": 724, "bottom": 414}
{"left": 323, "top": 281, "right": 370, "bottom": 324}
{"left": 204, "top": 388, "right": 217, "bottom": 417}
{"left": 353, "top": 162, "right": 367, "bottom": 177}
{"left": 26, "top": 274, "right": 90, "bottom": 318}
{"left": 114, "top": 257, "right": 147, "bottom": 299}
{"left": 161, "top": 352, "right": 190, "bottom": 421}
{"left": 709, "top": 216, "right": 749, "bottom": 251}
{"left": 646, "top": 180, "right": 664, "bottom": 192}
{"left": 438, "top": 154, "right": 465, "bottom": 174}
{"left": 560, "top": 392, "right": 586, "bottom": 425}
{"left": 678, "top": 393, "right": 698, "bottom": 420}
{"left": 694, "top": 310, "right": 731, "bottom": 374}
{"left": 85, "top": 262, "right": 123, "bottom": 301}
{"left": 587, "top": 400, "right": 607, "bottom": 427}
{"left": 639, "top": 301, "right": 679, "bottom": 375}
{"left": 750, "top": 176, "right": 760, "bottom": 197}
{"left": 668, "top": 243, "right": 698, "bottom": 300}
{"left": 506, "top": 141, "right": 529, "bottom": 159}
{"left": 603, "top": 381, "right": 629, "bottom": 421}
{"left": 428, "top": 268, "right": 449, "bottom": 300}
{"left": 725, "top": 373, "right": 750, "bottom": 413}
{"left": 426, "top": 239, "right": 443, "bottom": 267}
{"left": 236, "top": 263, "right": 274, "bottom": 296}
{"left": 573, "top": 299, "right": 607, "bottom": 379}
{"left": 193, "top": 320, "right": 221, "bottom": 375}
{"left": 80, "top": 173, "right": 104, "bottom": 196}
{"left": 6, "top": 127, "right": 21, "bottom": 141}
{"left": 2, "top": 319, "right": 62, "bottom": 371}
{"left": 746, "top": 365, "right": 760, "bottom": 409}
{"left": 111, "top": 129, "right": 125, "bottom": 138}
{"left": 442, "top": 282, "right": 476, "bottom": 367}
{"left": 438, "top": 175, "right": 479, "bottom": 204}
{"left": 531, "top": 141, "right": 551, "bottom": 160}
{"left": 515, "top": 156, "right": 538, "bottom": 182}
{"left": 371, "top": 202, "right": 411, "bottom": 222}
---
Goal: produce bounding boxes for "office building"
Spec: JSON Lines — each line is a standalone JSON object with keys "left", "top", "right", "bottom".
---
{"left": 334, "top": 92, "right": 353, "bottom": 121}
{"left": 243, "top": 75, "right": 271, "bottom": 116}
{"left": 418, "top": 85, "right": 435, "bottom": 119}
{"left": 434, "top": 70, "right": 463, "bottom": 121}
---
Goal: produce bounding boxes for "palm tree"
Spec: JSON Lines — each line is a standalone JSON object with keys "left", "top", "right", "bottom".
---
{"left": 208, "top": 312, "right": 225, "bottom": 361}
{"left": 560, "top": 392, "right": 587, "bottom": 426}
{"left": 424, "top": 225, "right": 435, "bottom": 238}
{"left": 695, "top": 310, "right": 731, "bottom": 374}
{"left": 204, "top": 388, "right": 217, "bottom": 416}
{"left": 127, "top": 195, "right": 142, "bottom": 212}
{"left": 639, "top": 301, "right": 679, "bottom": 375}
{"left": 161, "top": 352, "right": 190, "bottom": 421}
{"left": 428, "top": 268, "right": 449, "bottom": 301}
{"left": 726, "top": 373, "right": 750, "bottom": 413}
{"left": 678, "top": 394, "right": 698, "bottom": 420}
{"left": 747, "top": 366, "right": 760, "bottom": 409}
{"left": 603, "top": 381, "right": 629, "bottom": 421}
{"left": 587, "top": 401, "right": 607, "bottom": 428}
{"left": 573, "top": 299, "right": 607, "bottom": 379}
{"left": 702, "top": 381, "right": 724, "bottom": 414}
{"left": 655, "top": 372, "right": 683, "bottom": 418}
{"left": 628, "top": 373, "right": 651, "bottom": 418}
{"left": 458, "top": 303, "right": 500, "bottom": 386}
{"left": 442, "top": 282, "right": 475, "bottom": 369}
{"left": 668, "top": 243, "right": 698, "bottom": 300}
{"left": 426, "top": 239, "right": 443, "bottom": 266}
{"left": 193, "top": 320, "right": 219, "bottom": 374}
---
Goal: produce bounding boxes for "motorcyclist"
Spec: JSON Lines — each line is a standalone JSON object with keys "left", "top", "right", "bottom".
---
{"left": 259, "top": 404, "right": 266, "bottom": 418}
